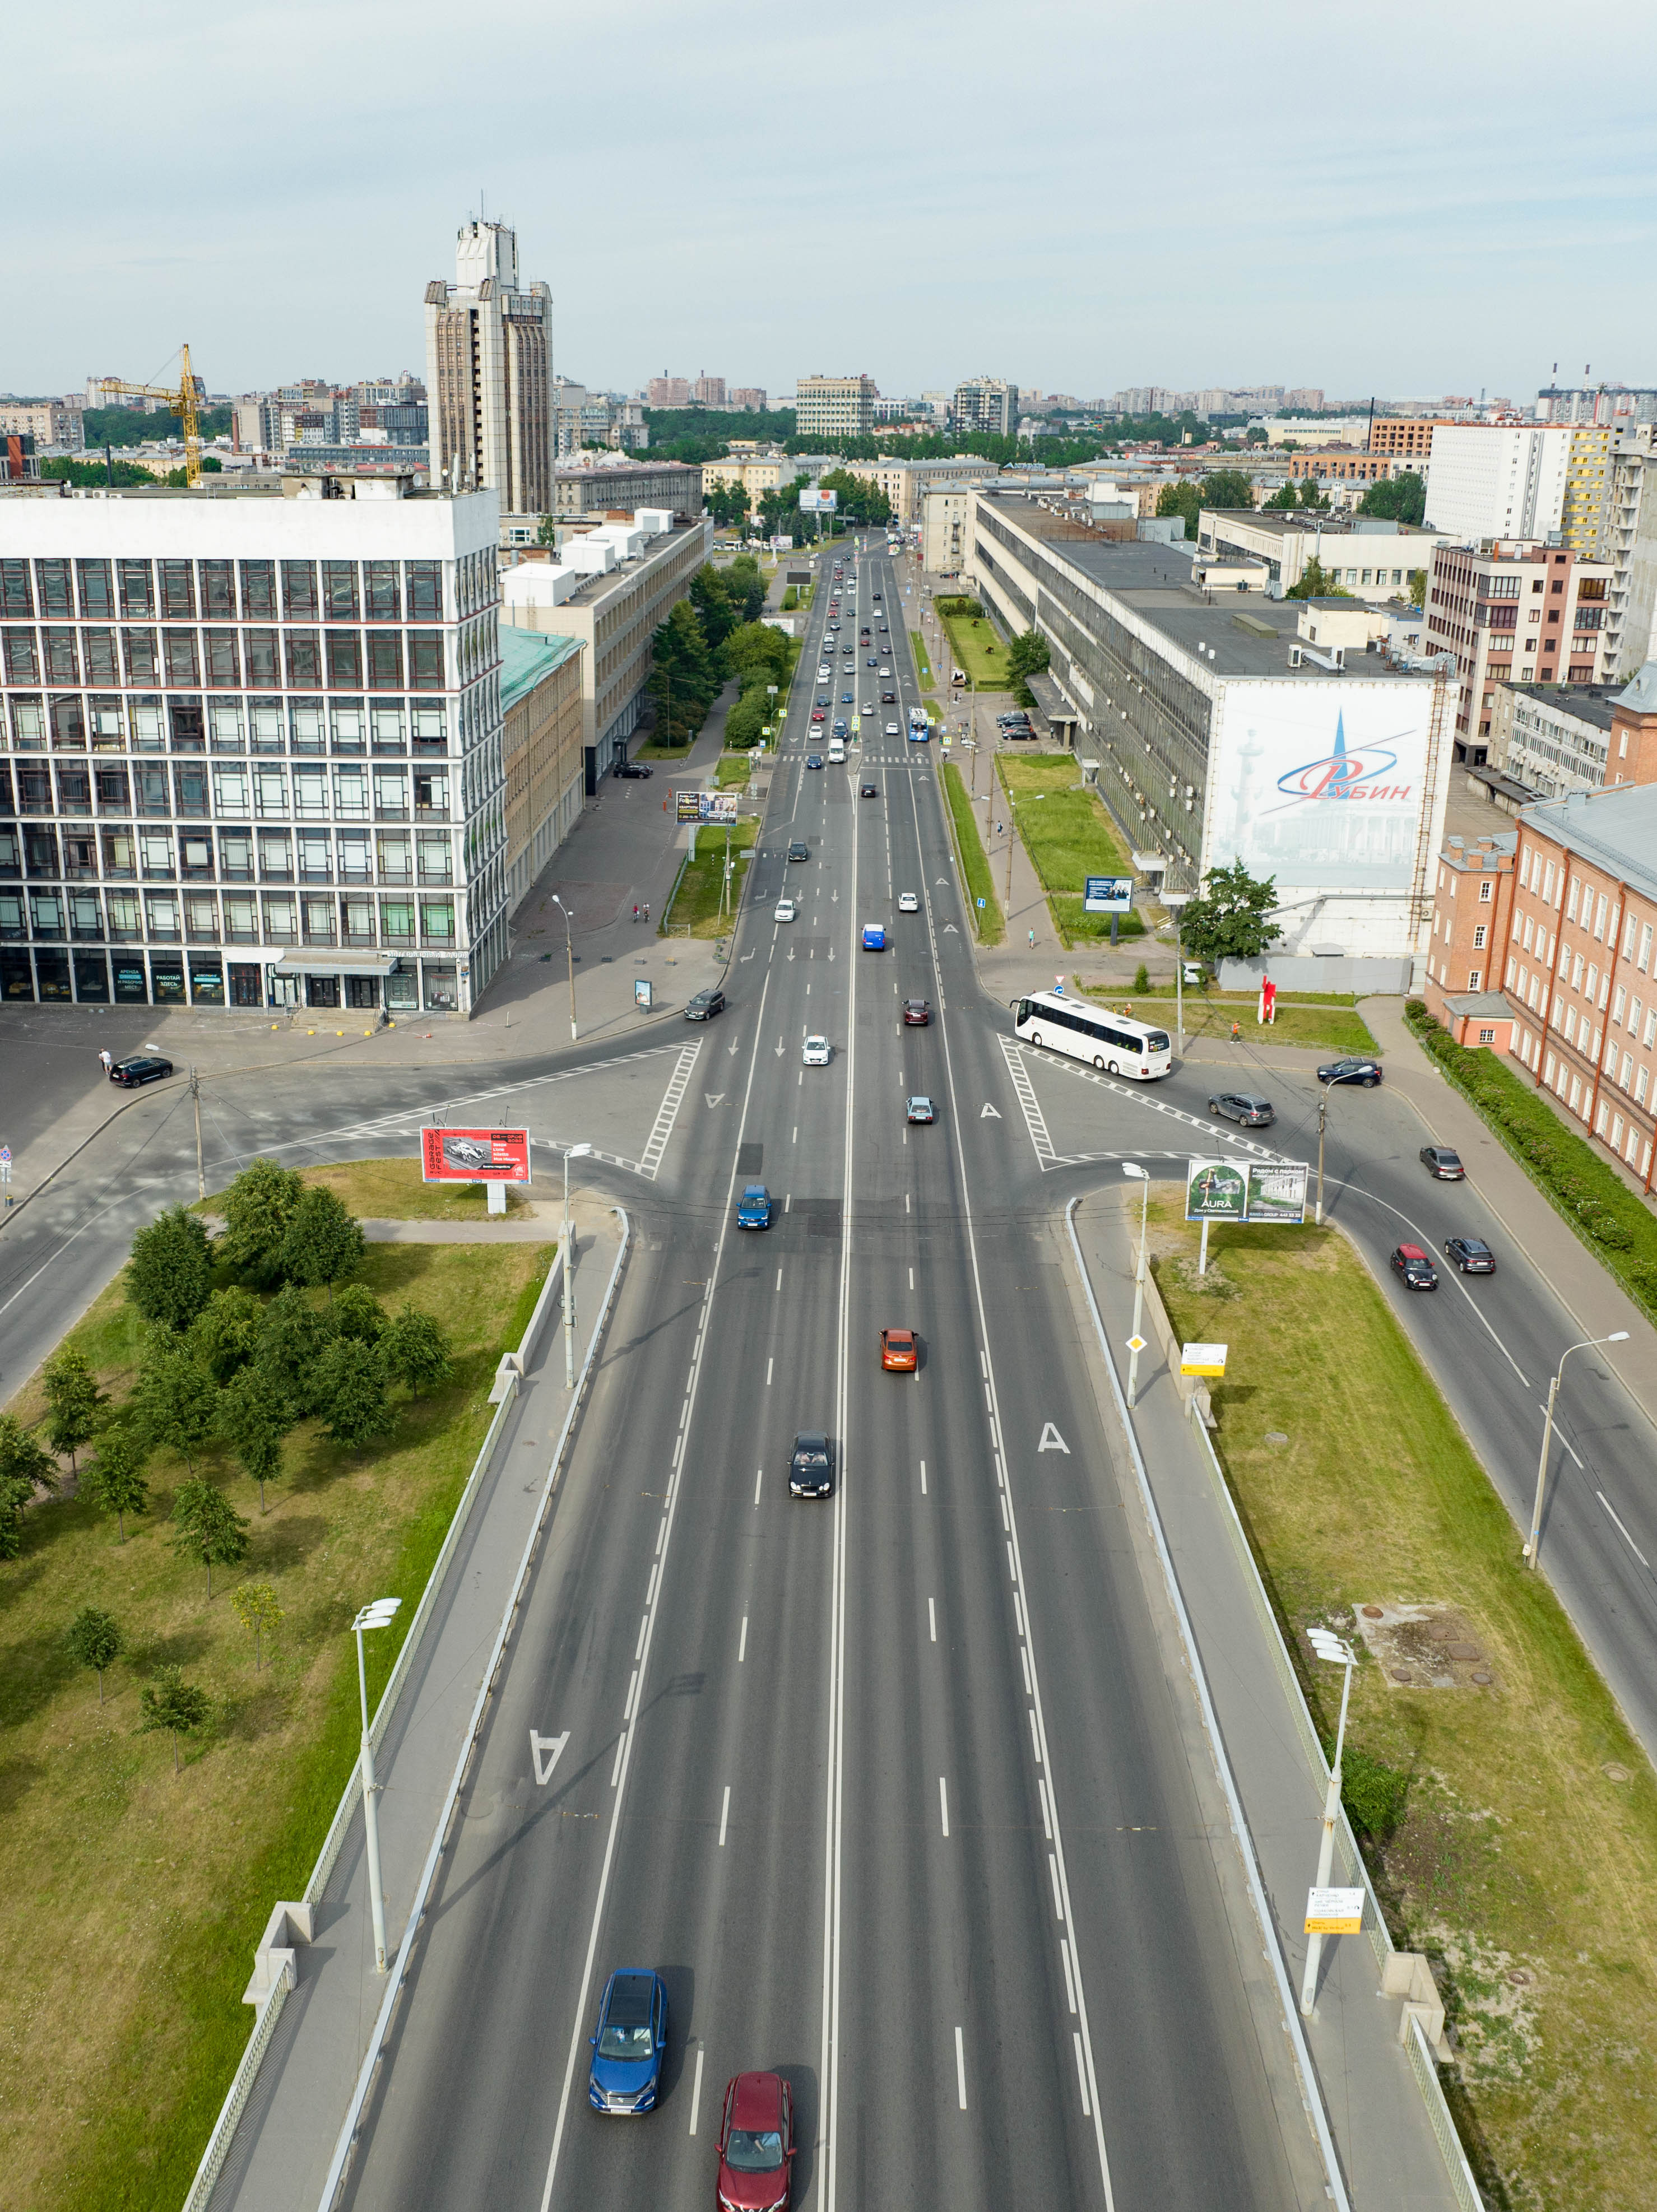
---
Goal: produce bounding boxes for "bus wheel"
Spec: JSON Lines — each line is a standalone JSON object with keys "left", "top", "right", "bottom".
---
{"left": 1107, "top": 1059, "right": 1119, "bottom": 1076}
{"left": 1093, "top": 1056, "right": 1105, "bottom": 1071}
{"left": 1029, "top": 1030, "right": 1043, "bottom": 1049}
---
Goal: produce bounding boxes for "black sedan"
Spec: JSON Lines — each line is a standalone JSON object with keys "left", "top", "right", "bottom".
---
{"left": 1207, "top": 1091, "right": 1274, "bottom": 1127}
{"left": 860, "top": 782, "right": 879, "bottom": 797}
{"left": 880, "top": 690, "right": 897, "bottom": 704}
{"left": 109, "top": 1054, "right": 174, "bottom": 1087}
{"left": 685, "top": 988, "right": 726, "bottom": 1022}
{"left": 1317, "top": 1056, "right": 1383, "bottom": 1087}
{"left": 790, "top": 1432, "right": 833, "bottom": 1498}
{"left": 1390, "top": 1243, "right": 1439, "bottom": 1291}
{"left": 1445, "top": 1236, "right": 1496, "bottom": 1274}
{"left": 787, "top": 840, "right": 809, "bottom": 862}
{"left": 1421, "top": 1144, "right": 1465, "bottom": 1180}
{"left": 805, "top": 754, "right": 824, "bottom": 770}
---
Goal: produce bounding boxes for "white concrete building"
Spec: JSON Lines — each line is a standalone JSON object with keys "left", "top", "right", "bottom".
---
{"left": 1424, "top": 424, "right": 1571, "bottom": 545}
{"left": 0, "top": 474, "right": 507, "bottom": 1015}
{"left": 424, "top": 220, "right": 553, "bottom": 519}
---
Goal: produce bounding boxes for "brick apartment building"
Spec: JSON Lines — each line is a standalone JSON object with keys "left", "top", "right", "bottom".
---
{"left": 1423, "top": 540, "right": 1613, "bottom": 763}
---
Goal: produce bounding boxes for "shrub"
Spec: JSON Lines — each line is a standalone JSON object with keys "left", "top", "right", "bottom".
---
{"left": 1341, "top": 1746, "right": 1409, "bottom": 1838}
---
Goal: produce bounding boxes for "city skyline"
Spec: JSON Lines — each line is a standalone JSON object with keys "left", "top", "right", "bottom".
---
{"left": 6, "top": 2, "right": 1656, "bottom": 398}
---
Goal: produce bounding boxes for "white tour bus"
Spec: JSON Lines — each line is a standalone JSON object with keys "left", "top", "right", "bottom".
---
{"left": 1011, "top": 989, "right": 1172, "bottom": 1080}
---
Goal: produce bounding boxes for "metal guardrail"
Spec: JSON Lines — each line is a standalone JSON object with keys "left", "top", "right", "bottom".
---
{"left": 181, "top": 1239, "right": 572, "bottom": 2212}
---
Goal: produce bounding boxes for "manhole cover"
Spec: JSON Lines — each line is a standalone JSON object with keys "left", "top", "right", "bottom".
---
{"left": 1472, "top": 1670, "right": 1493, "bottom": 1685}
{"left": 1449, "top": 1643, "right": 1481, "bottom": 1660}
{"left": 1603, "top": 1763, "right": 1632, "bottom": 1783}
{"left": 1391, "top": 1667, "right": 1414, "bottom": 1682}
{"left": 1361, "top": 1605, "right": 1384, "bottom": 1619}
{"left": 1506, "top": 1968, "right": 1534, "bottom": 1987}
{"left": 1429, "top": 1623, "right": 1455, "bottom": 1641}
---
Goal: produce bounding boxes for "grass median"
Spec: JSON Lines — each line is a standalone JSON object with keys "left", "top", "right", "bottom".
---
{"left": 910, "top": 630, "right": 935, "bottom": 690}
{"left": 941, "top": 760, "right": 1004, "bottom": 945}
{"left": 1078, "top": 987, "right": 1377, "bottom": 1056}
{"left": 939, "top": 608, "right": 1011, "bottom": 690}
{"left": 997, "top": 753, "right": 1143, "bottom": 946}
{"left": 660, "top": 814, "right": 759, "bottom": 937}
{"left": 2, "top": 1224, "right": 553, "bottom": 2212}
{"left": 1148, "top": 1202, "right": 1657, "bottom": 2211}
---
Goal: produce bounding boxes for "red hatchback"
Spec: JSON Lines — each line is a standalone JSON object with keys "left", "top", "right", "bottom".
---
{"left": 717, "top": 2071, "right": 794, "bottom": 2210}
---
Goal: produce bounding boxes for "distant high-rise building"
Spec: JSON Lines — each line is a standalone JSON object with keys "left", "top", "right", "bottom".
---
{"left": 728, "top": 387, "right": 767, "bottom": 412}
{"left": 691, "top": 373, "right": 726, "bottom": 408}
{"left": 424, "top": 219, "right": 553, "bottom": 515}
{"left": 796, "top": 375, "right": 877, "bottom": 441}
{"left": 1537, "top": 384, "right": 1657, "bottom": 427}
{"left": 1561, "top": 424, "right": 1615, "bottom": 561}
{"left": 1424, "top": 424, "right": 1571, "bottom": 544}
{"left": 951, "top": 377, "right": 1019, "bottom": 438}
{"left": 647, "top": 373, "right": 691, "bottom": 408}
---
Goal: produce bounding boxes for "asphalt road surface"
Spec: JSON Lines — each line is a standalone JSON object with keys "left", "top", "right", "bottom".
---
{"left": 331, "top": 546, "right": 1313, "bottom": 2212}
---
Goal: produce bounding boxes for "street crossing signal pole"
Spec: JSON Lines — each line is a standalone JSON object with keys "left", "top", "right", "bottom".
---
{"left": 189, "top": 1066, "right": 205, "bottom": 1200}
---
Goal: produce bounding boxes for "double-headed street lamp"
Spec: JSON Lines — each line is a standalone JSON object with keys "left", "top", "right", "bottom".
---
{"left": 1299, "top": 1625, "right": 1356, "bottom": 2015}
{"left": 550, "top": 894, "right": 577, "bottom": 1044}
{"left": 1525, "top": 1330, "right": 1629, "bottom": 1567}
{"left": 352, "top": 1596, "right": 402, "bottom": 1972}
{"left": 1313, "top": 1065, "right": 1370, "bottom": 1225}
{"left": 562, "top": 1142, "right": 593, "bottom": 1390}
{"left": 1122, "top": 1161, "right": 1150, "bottom": 1406}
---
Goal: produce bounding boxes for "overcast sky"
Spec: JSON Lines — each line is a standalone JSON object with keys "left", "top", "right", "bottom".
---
{"left": 8, "top": 0, "right": 1656, "bottom": 405}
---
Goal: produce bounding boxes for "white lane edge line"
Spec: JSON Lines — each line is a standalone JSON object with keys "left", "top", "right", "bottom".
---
{"left": 719, "top": 1785, "right": 731, "bottom": 1847}
{"left": 939, "top": 1776, "right": 949, "bottom": 1837}
{"left": 1598, "top": 1488, "right": 1651, "bottom": 1568}
{"left": 739, "top": 1614, "right": 749, "bottom": 1662}
{"left": 954, "top": 2024, "right": 967, "bottom": 2111}
{"left": 688, "top": 2044, "right": 704, "bottom": 2135}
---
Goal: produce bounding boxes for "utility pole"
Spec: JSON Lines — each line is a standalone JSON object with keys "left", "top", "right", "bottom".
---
{"left": 1122, "top": 1162, "right": 1150, "bottom": 1406}
{"left": 1299, "top": 1628, "right": 1355, "bottom": 2016}
{"left": 1525, "top": 1331, "right": 1628, "bottom": 1565}
{"left": 562, "top": 1143, "right": 592, "bottom": 1390}
{"left": 189, "top": 1066, "right": 205, "bottom": 1200}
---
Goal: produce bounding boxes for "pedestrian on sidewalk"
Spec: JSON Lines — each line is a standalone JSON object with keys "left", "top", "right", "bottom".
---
{"left": 1028, "top": 928, "right": 1036, "bottom": 948}
{"left": 1231, "top": 1020, "right": 1241, "bottom": 1042}
{"left": 643, "top": 903, "right": 650, "bottom": 924}
{"left": 633, "top": 904, "right": 639, "bottom": 923}
{"left": 98, "top": 1047, "right": 113, "bottom": 1074}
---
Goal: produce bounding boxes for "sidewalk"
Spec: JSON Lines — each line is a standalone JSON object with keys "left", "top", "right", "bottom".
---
{"left": 205, "top": 1196, "right": 622, "bottom": 2212}
{"left": 1069, "top": 1191, "right": 1469, "bottom": 2212}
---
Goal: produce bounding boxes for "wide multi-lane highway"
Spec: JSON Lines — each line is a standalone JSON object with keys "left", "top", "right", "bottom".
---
{"left": 332, "top": 545, "right": 1316, "bottom": 2210}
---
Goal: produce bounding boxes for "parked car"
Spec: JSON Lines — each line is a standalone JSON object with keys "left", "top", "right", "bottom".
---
{"left": 1316, "top": 1056, "right": 1383, "bottom": 1087}
{"left": 587, "top": 1969, "right": 667, "bottom": 2113}
{"left": 614, "top": 760, "right": 653, "bottom": 779}
{"left": 1420, "top": 1144, "right": 1466, "bottom": 1180}
{"left": 716, "top": 2072, "right": 795, "bottom": 2212}
{"left": 685, "top": 988, "right": 725, "bottom": 1021}
{"left": 737, "top": 1182, "right": 773, "bottom": 1229}
{"left": 109, "top": 1054, "right": 174, "bottom": 1087}
{"left": 1390, "top": 1244, "right": 1439, "bottom": 1291}
{"left": 1445, "top": 1235, "right": 1496, "bottom": 1274}
{"left": 1207, "top": 1091, "right": 1275, "bottom": 1127}
{"left": 906, "top": 1094, "right": 935, "bottom": 1124}
{"left": 903, "top": 998, "right": 931, "bottom": 1025}
{"left": 789, "top": 1432, "right": 833, "bottom": 1497}
{"left": 880, "top": 1327, "right": 917, "bottom": 1372}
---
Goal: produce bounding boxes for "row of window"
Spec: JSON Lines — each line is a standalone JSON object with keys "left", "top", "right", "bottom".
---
{"left": 2, "top": 625, "right": 450, "bottom": 691}
{"left": 3, "top": 693, "right": 448, "bottom": 755}
{"left": 0, "top": 944, "right": 460, "bottom": 1014}
{"left": 2, "top": 759, "right": 452, "bottom": 825}
{"left": 0, "top": 555, "right": 448, "bottom": 624}
{"left": 2, "top": 822, "right": 454, "bottom": 885}
{"left": 0, "top": 886, "right": 457, "bottom": 949}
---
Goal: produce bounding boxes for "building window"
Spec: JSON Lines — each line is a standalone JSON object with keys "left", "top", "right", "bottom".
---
{"left": 1478, "top": 1028, "right": 1496, "bottom": 1045}
{"left": 1473, "top": 924, "right": 1487, "bottom": 950}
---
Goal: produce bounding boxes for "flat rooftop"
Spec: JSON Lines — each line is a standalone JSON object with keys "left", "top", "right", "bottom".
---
{"left": 1503, "top": 682, "right": 1622, "bottom": 732}
{"left": 1198, "top": 508, "right": 1441, "bottom": 541}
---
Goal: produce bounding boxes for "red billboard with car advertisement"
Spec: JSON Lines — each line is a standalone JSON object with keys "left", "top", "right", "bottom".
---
{"left": 420, "top": 1127, "right": 531, "bottom": 1183}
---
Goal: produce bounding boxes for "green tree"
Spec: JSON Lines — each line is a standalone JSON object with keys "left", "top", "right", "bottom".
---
{"left": 126, "top": 1205, "right": 213, "bottom": 1332}
{"left": 186, "top": 1286, "right": 264, "bottom": 1383}
{"left": 818, "top": 467, "right": 893, "bottom": 527}
{"left": 1407, "top": 568, "right": 1427, "bottom": 609}
{"left": 1177, "top": 859, "right": 1285, "bottom": 965}
{"left": 646, "top": 598, "right": 718, "bottom": 746}
{"left": 725, "top": 621, "right": 791, "bottom": 689}
{"left": 705, "top": 481, "right": 749, "bottom": 530}
{"left": 0, "top": 1414, "right": 58, "bottom": 1560}
{"left": 254, "top": 1285, "right": 330, "bottom": 1410}
{"left": 217, "top": 1366, "right": 294, "bottom": 1512}
{"left": 1357, "top": 471, "right": 1426, "bottom": 527}
{"left": 65, "top": 1606, "right": 124, "bottom": 1704}
{"left": 133, "top": 1346, "right": 220, "bottom": 1473}
{"left": 41, "top": 1345, "right": 104, "bottom": 1473}
{"left": 277, "top": 1185, "right": 365, "bottom": 1299}
{"left": 313, "top": 1339, "right": 397, "bottom": 1453}
{"left": 85, "top": 1426, "right": 151, "bottom": 1541}
{"left": 722, "top": 687, "right": 769, "bottom": 750}
{"left": 725, "top": 554, "right": 766, "bottom": 622}
{"left": 1262, "top": 481, "right": 1299, "bottom": 512}
{"left": 232, "top": 1583, "right": 284, "bottom": 1671}
{"left": 331, "top": 1283, "right": 389, "bottom": 1346}
{"left": 1198, "top": 467, "right": 1257, "bottom": 510}
{"left": 1297, "top": 476, "right": 1330, "bottom": 511}
{"left": 382, "top": 1303, "right": 453, "bottom": 1400}
{"left": 138, "top": 1663, "right": 211, "bottom": 1772}
{"left": 1154, "top": 481, "right": 1201, "bottom": 542}
{"left": 218, "top": 1156, "right": 305, "bottom": 1282}
{"left": 170, "top": 1477, "right": 250, "bottom": 1598}
{"left": 1285, "top": 556, "right": 1350, "bottom": 602}
{"left": 535, "top": 513, "right": 557, "bottom": 549}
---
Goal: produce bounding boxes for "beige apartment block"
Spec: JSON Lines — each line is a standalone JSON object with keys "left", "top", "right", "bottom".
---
{"left": 796, "top": 375, "right": 876, "bottom": 442}
{"left": 1424, "top": 539, "right": 1613, "bottom": 759}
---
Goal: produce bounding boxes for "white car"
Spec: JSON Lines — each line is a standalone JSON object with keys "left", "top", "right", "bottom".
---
{"left": 774, "top": 898, "right": 797, "bottom": 923}
{"left": 878, "top": 666, "right": 892, "bottom": 677}
{"left": 816, "top": 666, "right": 830, "bottom": 680}
{"left": 802, "top": 1034, "right": 832, "bottom": 1066}
{"left": 898, "top": 892, "right": 918, "bottom": 913}
{"left": 884, "top": 722, "right": 901, "bottom": 737}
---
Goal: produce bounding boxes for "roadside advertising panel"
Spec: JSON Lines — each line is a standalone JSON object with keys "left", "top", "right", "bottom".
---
{"left": 1187, "top": 1156, "right": 1308, "bottom": 1224}
{"left": 1245, "top": 1161, "right": 1308, "bottom": 1224}
{"left": 799, "top": 488, "right": 839, "bottom": 513}
{"left": 420, "top": 1127, "right": 531, "bottom": 1183}
{"left": 1185, "top": 1159, "right": 1247, "bottom": 1222}
{"left": 675, "top": 791, "right": 740, "bottom": 825}
{"left": 1083, "top": 875, "right": 1135, "bottom": 914}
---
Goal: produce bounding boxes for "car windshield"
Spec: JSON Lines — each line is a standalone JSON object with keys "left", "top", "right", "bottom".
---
{"left": 725, "top": 2128, "right": 785, "bottom": 2173}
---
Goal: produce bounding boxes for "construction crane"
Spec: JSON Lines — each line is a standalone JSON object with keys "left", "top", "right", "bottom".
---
{"left": 95, "top": 344, "right": 204, "bottom": 485}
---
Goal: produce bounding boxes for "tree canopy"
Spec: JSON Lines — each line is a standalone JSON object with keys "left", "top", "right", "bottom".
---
{"left": 0, "top": 1414, "right": 57, "bottom": 1560}
{"left": 1285, "top": 556, "right": 1350, "bottom": 601}
{"left": 65, "top": 1607, "right": 124, "bottom": 1703}
{"left": 218, "top": 1158, "right": 304, "bottom": 1282}
{"left": 1178, "top": 859, "right": 1285, "bottom": 964}
{"left": 42, "top": 1346, "right": 103, "bottom": 1471}
{"left": 127, "top": 1206, "right": 213, "bottom": 1332}
{"left": 138, "top": 1663, "right": 211, "bottom": 1771}
{"left": 170, "top": 1477, "right": 250, "bottom": 1598}
{"left": 1357, "top": 471, "right": 1427, "bottom": 527}
{"left": 277, "top": 1186, "right": 365, "bottom": 1296}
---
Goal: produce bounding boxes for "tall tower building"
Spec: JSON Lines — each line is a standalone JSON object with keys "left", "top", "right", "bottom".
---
{"left": 424, "top": 220, "right": 554, "bottom": 519}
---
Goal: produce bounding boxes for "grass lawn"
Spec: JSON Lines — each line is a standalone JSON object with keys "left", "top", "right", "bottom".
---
{"left": 1149, "top": 1204, "right": 1657, "bottom": 2211}
{"left": 910, "top": 630, "right": 935, "bottom": 690}
{"left": 661, "top": 815, "right": 759, "bottom": 937}
{"left": 190, "top": 1156, "right": 531, "bottom": 1225}
{"left": 941, "top": 761, "right": 1004, "bottom": 945}
{"left": 1, "top": 1237, "right": 553, "bottom": 2212}
{"left": 633, "top": 741, "right": 695, "bottom": 761}
{"left": 715, "top": 753, "right": 755, "bottom": 790}
{"left": 997, "top": 754, "right": 1143, "bottom": 947}
{"left": 940, "top": 608, "right": 1012, "bottom": 691}
{"left": 1080, "top": 988, "right": 1378, "bottom": 1056}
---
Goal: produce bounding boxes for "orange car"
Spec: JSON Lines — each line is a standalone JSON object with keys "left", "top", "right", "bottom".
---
{"left": 880, "top": 1327, "right": 917, "bottom": 1372}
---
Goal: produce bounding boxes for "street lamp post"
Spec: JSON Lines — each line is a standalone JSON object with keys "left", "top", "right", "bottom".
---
{"left": 1162, "top": 891, "right": 1190, "bottom": 1057}
{"left": 550, "top": 894, "right": 577, "bottom": 1044}
{"left": 1313, "top": 1068, "right": 1367, "bottom": 1226}
{"left": 1122, "top": 1161, "right": 1150, "bottom": 1407}
{"left": 1299, "top": 1625, "right": 1356, "bottom": 2016}
{"left": 562, "top": 1142, "right": 593, "bottom": 1390}
{"left": 352, "top": 1596, "right": 402, "bottom": 1972}
{"left": 1525, "top": 1330, "right": 1629, "bottom": 1566}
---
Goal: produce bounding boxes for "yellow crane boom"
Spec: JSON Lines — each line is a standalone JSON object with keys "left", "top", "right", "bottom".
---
{"left": 98, "top": 343, "right": 203, "bottom": 485}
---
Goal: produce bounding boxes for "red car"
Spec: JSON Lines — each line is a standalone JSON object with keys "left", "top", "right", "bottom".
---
{"left": 880, "top": 1327, "right": 917, "bottom": 1372}
{"left": 717, "top": 2071, "right": 794, "bottom": 2211}
{"left": 811, "top": 709, "right": 825, "bottom": 723}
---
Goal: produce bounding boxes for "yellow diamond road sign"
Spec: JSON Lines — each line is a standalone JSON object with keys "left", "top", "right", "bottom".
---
{"left": 1126, "top": 1335, "right": 1147, "bottom": 1354}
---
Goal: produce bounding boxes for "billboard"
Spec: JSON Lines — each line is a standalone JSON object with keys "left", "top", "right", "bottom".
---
{"left": 1084, "top": 874, "right": 1135, "bottom": 914}
{"left": 799, "top": 487, "right": 839, "bottom": 513}
{"left": 421, "top": 1127, "right": 531, "bottom": 1183}
{"left": 1205, "top": 683, "right": 1436, "bottom": 893}
{"left": 676, "top": 789, "right": 739, "bottom": 824}
{"left": 1185, "top": 1157, "right": 1308, "bottom": 1224}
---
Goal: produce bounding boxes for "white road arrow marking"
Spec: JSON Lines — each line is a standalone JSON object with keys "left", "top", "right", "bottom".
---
{"left": 981, "top": 1103, "right": 1002, "bottom": 1118}
{"left": 531, "top": 1730, "right": 570, "bottom": 1784}
{"left": 728, "top": 1040, "right": 740, "bottom": 1055}
{"left": 774, "top": 1038, "right": 785, "bottom": 1057}
{"left": 1037, "top": 1424, "right": 1070, "bottom": 1454}
{"left": 704, "top": 1093, "right": 726, "bottom": 1108}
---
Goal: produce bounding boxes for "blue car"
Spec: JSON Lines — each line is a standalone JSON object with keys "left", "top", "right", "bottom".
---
{"left": 588, "top": 1969, "right": 668, "bottom": 2114}
{"left": 841, "top": 690, "right": 854, "bottom": 703}
{"left": 862, "top": 922, "right": 886, "bottom": 951}
{"left": 737, "top": 1182, "right": 773, "bottom": 1229}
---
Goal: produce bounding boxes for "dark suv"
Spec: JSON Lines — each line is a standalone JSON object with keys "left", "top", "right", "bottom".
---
{"left": 109, "top": 1054, "right": 174, "bottom": 1087}
{"left": 788, "top": 840, "right": 809, "bottom": 862}
{"left": 685, "top": 988, "right": 725, "bottom": 1022}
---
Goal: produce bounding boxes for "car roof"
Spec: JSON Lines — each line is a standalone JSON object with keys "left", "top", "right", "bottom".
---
{"left": 1396, "top": 1244, "right": 1429, "bottom": 1260}
{"left": 884, "top": 1326, "right": 913, "bottom": 1340}
{"left": 603, "top": 1971, "right": 656, "bottom": 2021}
{"left": 1455, "top": 1235, "right": 1491, "bottom": 1249}
{"left": 731, "top": 2071, "right": 784, "bottom": 2127}
{"left": 793, "top": 1430, "right": 828, "bottom": 1449}
{"left": 742, "top": 1183, "right": 768, "bottom": 1197}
